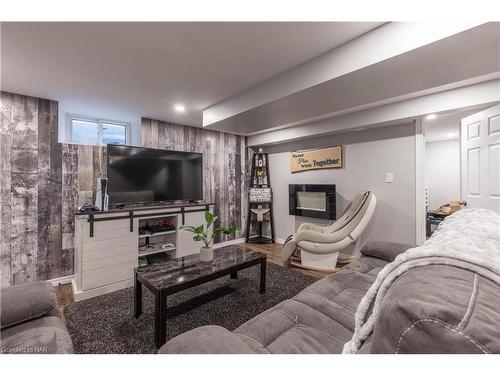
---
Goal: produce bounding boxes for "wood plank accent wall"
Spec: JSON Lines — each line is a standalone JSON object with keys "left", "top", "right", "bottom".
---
{"left": 0, "top": 91, "right": 250, "bottom": 287}
{"left": 1, "top": 92, "right": 63, "bottom": 286}
{"left": 141, "top": 118, "right": 249, "bottom": 242}
{"left": 61, "top": 144, "right": 107, "bottom": 281}
{"left": 1, "top": 92, "right": 108, "bottom": 287}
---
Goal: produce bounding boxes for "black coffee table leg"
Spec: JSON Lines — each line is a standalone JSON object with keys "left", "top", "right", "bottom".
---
{"left": 230, "top": 272, "right": 238, "bottom": 279}
{"left": 154, "top": 290, "right": 167, "bottom": 349}
{"left": 134, "top": 272, "right": 142, "bottom": 318}
{"left": 260, "top": 258, "right": 266, "bottom": 294}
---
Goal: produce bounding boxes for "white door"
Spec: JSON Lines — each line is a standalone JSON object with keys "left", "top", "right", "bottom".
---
{"left": 460, "top": 105, "right": 500, "bottom": 212}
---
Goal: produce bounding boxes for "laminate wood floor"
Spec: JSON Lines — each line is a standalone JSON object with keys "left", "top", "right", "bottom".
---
{"left": 56, "top": 283, "right": 74, "bottom": 318}
{"left": 237, "top": 242, "right": 336, "bottom": 279}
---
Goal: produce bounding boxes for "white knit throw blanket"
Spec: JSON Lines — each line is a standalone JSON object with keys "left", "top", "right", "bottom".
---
{"left": 342, "top": 208, "right": 500, "bottom": 354}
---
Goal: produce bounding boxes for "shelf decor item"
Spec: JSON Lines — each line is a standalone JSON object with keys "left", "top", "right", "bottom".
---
{"left": 180, "top": 211, "right": 236, "bottom": 262}
{"left": 245, "top": 148, "right": 275, "bottom": 243}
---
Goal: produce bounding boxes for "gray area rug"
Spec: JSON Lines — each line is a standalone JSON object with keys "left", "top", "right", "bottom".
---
{"left": 64, "top": 263, "right": 318, "bottom": 354}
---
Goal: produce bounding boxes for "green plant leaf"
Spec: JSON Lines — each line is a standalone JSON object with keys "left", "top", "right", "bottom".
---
{"left": 205, "top": 211, "right": 214, "bottom": 225}
{"left": 194, "top": 225, "right": 204, "bottom": 234}
{"left": 223, "top": 226, "right": 236, "bottom": 235}
{"left": 210, "top": 225, "right": 236, "bottom": 242}
{"left": 193, "top": 235, "right": 204, "bottom": 242}
{"left": 180, "top": 225, "right": 197, "bottom": 233}
{"left": 212, "top": 227, "right": 226, "bottom": 236}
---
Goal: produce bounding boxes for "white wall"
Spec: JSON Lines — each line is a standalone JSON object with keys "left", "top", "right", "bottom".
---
{"left": 425, "top": 139, "right": 461, "bottom": 210}
{"left": 264, "top": 123, "right": 416, "bottom": 254}
{"left": 248, "top": 80, "right": 500, "bottom": 147}
{"left": 205, "top": 22, "right": 482, "bottom": 126}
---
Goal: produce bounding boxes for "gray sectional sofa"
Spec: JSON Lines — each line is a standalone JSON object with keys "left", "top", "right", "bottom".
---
{"left": 0, "top": 281, "right": 73, "bottom": 354}
{"left": 159, "top": 240, "right": 500, "bottom": 354}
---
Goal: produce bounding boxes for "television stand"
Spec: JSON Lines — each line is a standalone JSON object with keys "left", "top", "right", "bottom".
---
{"left": 72, "top": 202, "right": 214, "bottom": 301}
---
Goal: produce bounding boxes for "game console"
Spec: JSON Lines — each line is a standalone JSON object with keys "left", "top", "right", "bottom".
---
{"left": 95, "top": 177, "right": 109, "bottom": 211}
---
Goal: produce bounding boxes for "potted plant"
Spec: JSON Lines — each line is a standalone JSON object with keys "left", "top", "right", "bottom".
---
{"left": 180, "top": 211, "right": 236, "bottom": 262}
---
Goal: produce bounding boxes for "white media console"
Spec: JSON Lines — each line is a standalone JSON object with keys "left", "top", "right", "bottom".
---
{"left": 72, "top": 202, "right": 214, "bottom": 301}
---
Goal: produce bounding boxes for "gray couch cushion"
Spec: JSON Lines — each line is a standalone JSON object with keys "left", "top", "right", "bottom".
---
{"left": 1, "top": 281, "right": 59, "bottom": 330}
{"left": 159, "top": 239, "right": 500, "bottom": 354}
{"left": 370, "top": 265, "right": 500, "bottom": 353}
{"left": 159, "top": 254, "right": 388, "bottom": 354}
{"left": 360, "top": 240, "right": 414, "bottom": 263}
{"left": 159, "top": 325, "right": 264, "bottom": 354}
{"left": 234, "top": 298, "right": 350, "bottom": 353}
{"left": 0, "top": 316, "right": 74, "bottom": 354}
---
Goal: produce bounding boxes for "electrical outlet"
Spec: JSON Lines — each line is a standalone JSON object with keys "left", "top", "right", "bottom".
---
{"left": 385, "top": 172, "right": 394, "bottom": 183}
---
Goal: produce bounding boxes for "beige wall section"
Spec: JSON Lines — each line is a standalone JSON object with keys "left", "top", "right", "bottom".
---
{"left": 264, "top": 123, "right": 416, "bottom": 254}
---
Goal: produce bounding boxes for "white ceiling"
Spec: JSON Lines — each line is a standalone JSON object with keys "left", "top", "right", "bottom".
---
{"left": 205, "top": 22, "right": 500, "bottom": 135}
{"left": 0, "top": 22, "right": 382, "bottom": 126}
{"left": 424, "top": 107, "right": 488, "bottom": 143}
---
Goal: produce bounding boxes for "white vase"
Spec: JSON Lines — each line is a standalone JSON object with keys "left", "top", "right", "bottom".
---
{"left": 200, "top": 247, "right": 214, "bottom": 262}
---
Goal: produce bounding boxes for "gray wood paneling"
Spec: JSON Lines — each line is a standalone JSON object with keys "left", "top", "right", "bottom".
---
{"left": 0, "top": 92, "right": 13, "bottom": 286}
{"left": 1, "top": 92, "right": 65, "bottom": 286}
{"left": 48, "top": 99, "right": 63, "bottom": 277}
{"left": 61, "top": 143, "right": 79, "bottom": 278}
{"left": 141, "top": 118, "right": 249, "bottom": 243}
{"left": 60, "top": 144, "right": 107, "bottom": 278}
{"left": 10, "top": 94, "right": 39, "bottom": 285}
{"left": 37, "top": 98, "right": 51, "bottom": 280}
{"left": 0, "top": 92, "right": 63, "bottom": 286}
{"left": 0, "top": 91, "right": 249, "bottom": 287}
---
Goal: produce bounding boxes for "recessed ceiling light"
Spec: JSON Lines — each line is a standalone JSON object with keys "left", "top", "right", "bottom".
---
{"left": 425, "top": 114, "right": 437, "bottom": 120}
{"left": 174, "top": 104, "right": 185, "bottom": 112}
{"left": 447, "top": 132, "right": 458, "bottom": 138}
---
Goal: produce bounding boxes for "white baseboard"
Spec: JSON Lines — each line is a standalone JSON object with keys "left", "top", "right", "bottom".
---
{"left": 213, "top": 237, "right": 246, "bottom": 248}
{"left": 217, "top": 237, "right": 285, "bottom": 246}
{"left": 49, "top": 274, "right": 75, "bottom": 286}
{"left": 72, "top": 278, "right": 134, "bottom": 302}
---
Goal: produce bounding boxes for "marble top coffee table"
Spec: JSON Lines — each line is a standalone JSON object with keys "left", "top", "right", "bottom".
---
{"left": 133, "top": 245, "right": 267, "bottom": 348}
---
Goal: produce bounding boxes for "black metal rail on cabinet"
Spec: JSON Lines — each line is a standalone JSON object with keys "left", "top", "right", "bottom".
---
{"left": 87, "top": 205, "right": 211, "bottom": 237}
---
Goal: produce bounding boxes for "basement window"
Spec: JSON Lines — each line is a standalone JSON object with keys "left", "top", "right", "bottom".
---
{"left": 68, "top": 114, "right": 129, "bottom": 145}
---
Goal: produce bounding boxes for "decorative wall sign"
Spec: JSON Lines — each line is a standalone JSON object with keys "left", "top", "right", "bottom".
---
{"left": 249, "top": 187, "right": 272, "bottom": 203}
{"left": 290, "top": 146, "right": 343, "bottom": 173}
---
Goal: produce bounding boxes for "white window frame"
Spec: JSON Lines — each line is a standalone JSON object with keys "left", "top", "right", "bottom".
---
{"left": 66, "top": 113, "right": 130, "bottom": 146}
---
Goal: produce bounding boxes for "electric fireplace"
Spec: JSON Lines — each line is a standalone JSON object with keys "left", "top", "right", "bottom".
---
{"left": 289, "top": 184, "right": 336, "bottom": 220}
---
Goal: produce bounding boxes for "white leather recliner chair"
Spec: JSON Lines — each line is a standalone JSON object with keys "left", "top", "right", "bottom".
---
{"left": 281, "top": 191, "right": 377, "bottom": 271}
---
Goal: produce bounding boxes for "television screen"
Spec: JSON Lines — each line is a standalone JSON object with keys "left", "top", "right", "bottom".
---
{"left": 107, "top": 145, "right": 203, "bottom": 205}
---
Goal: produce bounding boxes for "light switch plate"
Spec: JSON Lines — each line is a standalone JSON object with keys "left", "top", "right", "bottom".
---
{"left": 385, "top": 172, "right": 394, "bottom": 183}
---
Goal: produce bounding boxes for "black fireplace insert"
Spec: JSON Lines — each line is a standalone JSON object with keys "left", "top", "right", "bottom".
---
{"left": 289, "top": 184, "right": 336, "bottom": 220}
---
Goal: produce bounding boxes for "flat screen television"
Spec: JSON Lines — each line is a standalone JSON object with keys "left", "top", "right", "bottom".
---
{"left": 107, "top": 145, "right": 203, "bottom": 205}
